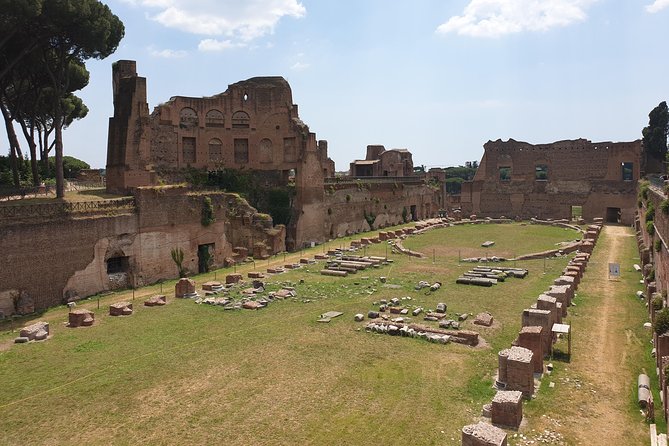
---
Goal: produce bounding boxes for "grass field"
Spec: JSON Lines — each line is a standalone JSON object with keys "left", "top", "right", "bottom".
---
{"left": 0, "top": 222, "right": 649, "bottom": 445}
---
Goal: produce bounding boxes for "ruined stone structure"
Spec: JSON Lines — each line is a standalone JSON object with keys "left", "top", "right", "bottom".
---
{"left": 0, "top": 186, "right": 284, "bottom": 314}
{"left": 349, "top": 145, "right": 413, "bottom": 177}
{"left": 105, "top": 61, "right": 439, "bottom": 249}
{"left": 460, "top": 138, "right": 642, "bottom": 224}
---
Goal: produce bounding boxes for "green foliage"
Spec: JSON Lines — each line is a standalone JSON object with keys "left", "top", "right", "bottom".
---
{"left": 170, "top": 247, "right": 185, "bottom": 277}
{"left": 653, "top": 294, "right": 664, "bottom": 311}
{"left": 655, "top": 308, "right": 669, "bottom": 335}
{"left": 206, "top": 169, "right": 293, "bottom": 226}
{"left": 647, "top": 220, "right": 655, "bottom": 235}
{"left": 646, "top": 203, "right": 656, "bottom": 222}
{"left": 656, "top": 239, "right": 663, "bottom": 252}
{"left": 661, "top": 200, "right": 669, "bottom": 215}
{"left": 0, "top": 155, "right": 90, "bottom": 185}
{"left": 185, "top": 168, "right": 208, "bottom": 188}
{"left": 201, "top": 197, "right": 215, "bottom": 227}
{"left": 649, "top": 268, "right": 656, "bottom": 282}
{"left": 643, "top": 101, "right": 669, "bottom": 159}
{"left": 640, "top": 181, "right": 650, "bottom": 202}
{"left": 345, "top": 194, "right": 351, "bottom": 202}
{"left": 363, "top": 210, "right": 376, "bottom": 229}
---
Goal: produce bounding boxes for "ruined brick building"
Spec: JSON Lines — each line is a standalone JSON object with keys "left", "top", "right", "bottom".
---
{"left": 460, "top": 138, "right": 642, "bottom": 224}
{"left": 106, "top": 60, "right": 439, "bottom": 249}
{"left": 349, "top": 145, "right": 413, "bottom": 177}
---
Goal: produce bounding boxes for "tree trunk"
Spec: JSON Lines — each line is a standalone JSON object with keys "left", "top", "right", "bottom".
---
{"left": 54, "top": 108, "right": 64, "bottom": 198}
{"left": 1, "top": 104, "right": 22, "bottom": 187}
{"left": 19, "top": 119, "right": 40, "bottom": 185}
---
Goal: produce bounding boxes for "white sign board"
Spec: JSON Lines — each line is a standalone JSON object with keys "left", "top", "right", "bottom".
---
{"left": 609, "top": 263, "right": 620, "bottom": 278}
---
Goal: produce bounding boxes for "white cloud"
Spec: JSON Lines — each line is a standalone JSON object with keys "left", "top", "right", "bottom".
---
{"left": 290, "top": 61, "right": 310, "bottom": 71}
{"left": 197, "top": 39, "right": 245, "bottom": 52}
{"left": 436, "top": 0, "right": 597, "bottom": 38}
{"left": 646, "top": 0, "right": 669, "bottom": 13}
{"left": 123, "top": 0, "right": 305, "bottom": 41}
{"left": 149, "top": 48, "right": 188, "bottom": 58}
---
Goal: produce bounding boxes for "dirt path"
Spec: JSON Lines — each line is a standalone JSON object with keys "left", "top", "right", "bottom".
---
{"left": 544, "top": 225, "right": 644, "bottom": 445}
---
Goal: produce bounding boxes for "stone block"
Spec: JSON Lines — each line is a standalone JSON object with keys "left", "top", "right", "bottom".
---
{"left": 474, "top": 312, "right": 494, "bottom": 327}
{"left": 521, "top": 308, "right": 552, "bottom": 353}
{"left": 247, "top": 272, "right": 265, "bottom": 279}
{"left": 461, "top": 422, "right": 507, "bottom": 446}
{"left": 499, "top": 347, "right": 534, "bottom": 397}
{"left": 109, "top": 301, "right": 133, "bottom": 316}
{"left": 225, "top": 274, "right": 243, "bottom": 284}
{"left": 18, "top": 321, "right": 49, "bottom": 341}
{"left": 545, "top": 285, "right": 572, "bottom": 316}
{"left": 491, "top": 390, "right": 523, "bottom": 429}
{"left": 144, "top": 295, "right": 167, "bottom": 306}
{"left": 175, "top": 278, "right": 197, "bottom": 298}
{"left": 517, "top": 326, "right": 544, "bottom": 372}
{"left": 68, "top": 309, "right": 95, "bottom": 327}
{"left": 536, "top": 294, "right": 559, "bottom": 326}
{"left": 202, "top": 281, "right": 224, "bottom": 292}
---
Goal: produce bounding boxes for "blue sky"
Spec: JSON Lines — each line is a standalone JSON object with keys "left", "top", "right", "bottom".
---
{"left": 7, "top": 0, "right": 669, "bottom": 170}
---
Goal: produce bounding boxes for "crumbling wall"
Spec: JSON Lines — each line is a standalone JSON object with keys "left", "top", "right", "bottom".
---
{"left": 460, "top": 138, "right": 641, "bottom": 223}
{"left": 322, "top": 182, "right": 439, "bottom": 239}
{"left": 0, "top": 186, "right": 284, "bottom": 314}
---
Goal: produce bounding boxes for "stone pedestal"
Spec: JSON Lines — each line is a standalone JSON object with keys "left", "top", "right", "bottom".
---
{"left": 202, "top": 281, "right": 224, "bottom": 292}
{"left": 175, "top": 278, "right": 197, "bottom": 298}
{"left": 491, "top": 390, "right": 523, "bottom": 429}
{"left": 109, "top": 301, "right": 133, "bottom": 316}
{"left": 462, "top": 422, "right": 507, "bottom": 446}
{"left": 521, "top": 309, "right": 552, "bottom": 353}
{"left": 499, "top": 346, "right": 534, "bottom": 397}
{"left": 144, "top": 295, "right": 167, "bottom": 306}
{"left": 536, "top": 294, "right": 560, "bottom": 326}
{"left": 226, "top": 273, "right": 243, "bottom": 284}
{"left": 517, "top": 326, "right": 544, "bottom": 372}
{"left": 69, "top": 309, "right": 95, "bottom": 327}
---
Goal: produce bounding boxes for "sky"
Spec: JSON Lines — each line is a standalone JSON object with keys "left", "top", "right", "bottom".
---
{"left": 5, "top": 0, "right": 669, "bottom": 170}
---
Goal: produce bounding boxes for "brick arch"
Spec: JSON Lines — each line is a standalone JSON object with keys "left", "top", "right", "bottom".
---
{"left": 179, "top": 107, "right": 198, "bottom": 128}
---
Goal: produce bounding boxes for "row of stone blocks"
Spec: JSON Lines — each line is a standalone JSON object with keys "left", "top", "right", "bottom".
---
{"left": 461, "top": 230, "right": 600, "bottom": 444}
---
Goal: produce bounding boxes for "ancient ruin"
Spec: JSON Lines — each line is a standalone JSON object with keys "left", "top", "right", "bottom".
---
{"left": 460, "top": 138, "right": 642, "bottom": 224}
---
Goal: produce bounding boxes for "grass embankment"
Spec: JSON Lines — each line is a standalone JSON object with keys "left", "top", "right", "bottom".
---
{"left": 0, "top": 222, "right": 627, "bottom": 445}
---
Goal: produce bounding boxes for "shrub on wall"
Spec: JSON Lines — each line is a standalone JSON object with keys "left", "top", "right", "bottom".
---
{"left": 345, "top": 194, "right": 351, "bottom": 202}
{"left": 647, "top": 220, "right": 656, "bottom": 235}
{"left": 364, "top": 210, "right": 376, "bottom": 229}
{"left": 656, "top": 239, "right": 663, "bottom": 252}
{"left": 646, "top": 203, "right": 656, "bottom": 222}
{"left": 202, "top": 197, "right": 215, "bottom": 227}
{"left": 661, "top": 199, "right": 669, "bottom": 215}
{"left": 640, "top": 180, "right": 650, "bottom": 202}
{"left": 653, "top": 294, "right": 664, "bottom": 311}
{"left": 654, "top": 308, "right": 669, "bottom": 335}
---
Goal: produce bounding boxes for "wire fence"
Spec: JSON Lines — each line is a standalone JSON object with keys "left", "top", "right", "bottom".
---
{"left": 0, "top": 197, "right": 136, "bottom": 221}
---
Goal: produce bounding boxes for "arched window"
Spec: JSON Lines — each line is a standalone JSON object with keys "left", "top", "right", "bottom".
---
{"left": 259, "top": 138, "right": 273, "bottom": 163}
{"left": 209, "top": 138, "right": 223, "bottom": 162}
{"left": 179, "top": 107, "right": 198, "bottom": 128}
{"left": 232, "top": 111, "right": 250, "bottom": 128}
{"left": 205, "top": 109, "right": 224, "bottom": 127}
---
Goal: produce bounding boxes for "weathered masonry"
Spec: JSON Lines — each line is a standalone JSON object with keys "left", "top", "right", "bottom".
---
{"left": 105, "top": 60, "right": 439, "bottom": 249}
{"left": 106, "top": 60, "right": 334, "bottom": 249}
{"left": 460, "top": 138, "right": 642, "bottom": 224}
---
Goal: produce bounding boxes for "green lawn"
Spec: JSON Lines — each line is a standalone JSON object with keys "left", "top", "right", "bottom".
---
{"left": 0, "top": 222, "right": 630, "bottom": 445}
